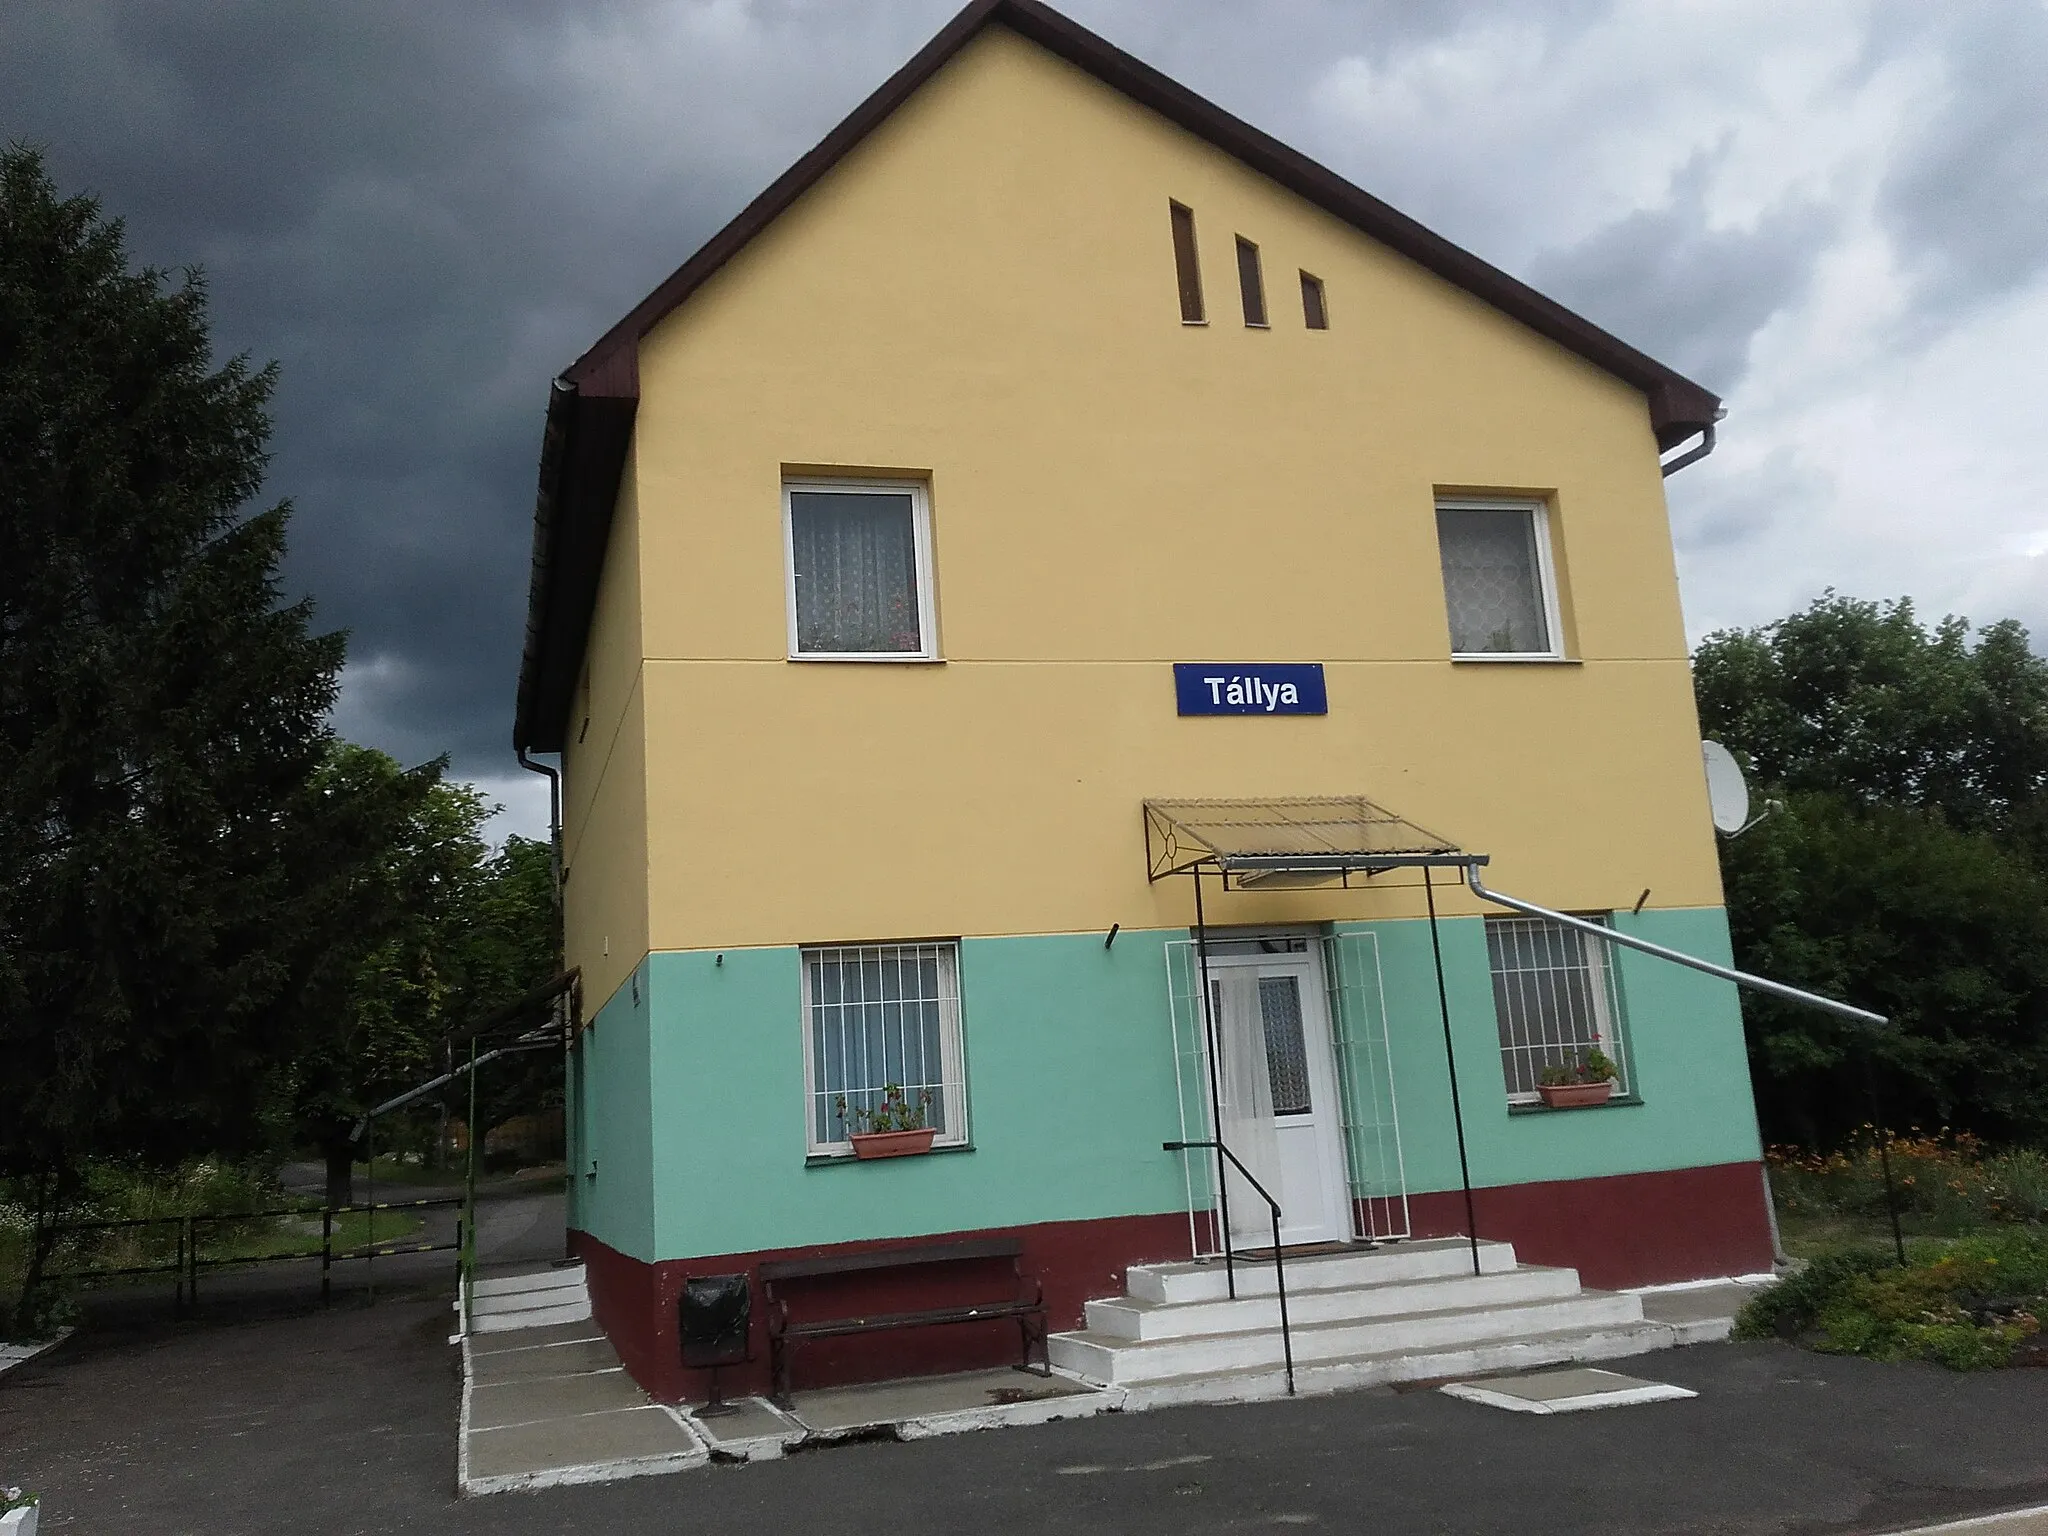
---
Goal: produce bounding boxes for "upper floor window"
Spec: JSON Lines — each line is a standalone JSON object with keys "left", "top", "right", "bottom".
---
{"left": 1435, "top": 497, "right": 1563, "bottom": 659}
{"left": 1485, "top": 915, "right": 1630, "bottom": 1104}
{"left": 783, "top": 479, "right": 936, "bottom": 660}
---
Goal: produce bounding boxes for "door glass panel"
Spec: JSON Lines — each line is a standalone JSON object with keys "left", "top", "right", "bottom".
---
{"left": 1260, "top": 975, "right": 1312, "bottom": 1115}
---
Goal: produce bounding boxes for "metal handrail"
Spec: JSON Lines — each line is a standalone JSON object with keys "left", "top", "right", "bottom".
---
{"left": 1164, "top": 1139, "right": 1294, "bottom": 1396}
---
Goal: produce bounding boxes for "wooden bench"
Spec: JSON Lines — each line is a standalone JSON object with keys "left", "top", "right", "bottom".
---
{"left": 758, "top": 1237, "right": 1049, "bottom": 1405}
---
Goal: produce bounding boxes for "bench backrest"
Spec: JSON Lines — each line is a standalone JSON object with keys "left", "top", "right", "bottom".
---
{"left": 758, "top": 1236, "right": 1023, "bottom": 1285}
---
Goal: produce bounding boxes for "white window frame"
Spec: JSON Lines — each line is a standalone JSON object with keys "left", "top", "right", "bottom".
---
{"left": 1484, "top": 913, "right": 1631, "bottom": 1105}
{"left": 782, "top": 477, "right": 939, "bottom": 662}
{"left": 799, "top": 940, "right": 968, "bottom": 1157}
{"left": 1435, "top": 496, "right": 1566, "bottom": 662}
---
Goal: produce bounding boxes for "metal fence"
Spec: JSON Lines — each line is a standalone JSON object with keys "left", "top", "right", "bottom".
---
{"left": 41, "top": 1196, "right": 465, "bottom": 1313}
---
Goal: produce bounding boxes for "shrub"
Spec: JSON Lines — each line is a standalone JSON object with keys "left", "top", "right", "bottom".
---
{"left": 1740, "top": 1231, "right": 2048, "bottom": 1369}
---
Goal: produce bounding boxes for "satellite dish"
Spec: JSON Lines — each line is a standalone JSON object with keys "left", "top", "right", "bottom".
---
{"left": 1701, "top": 741, "right": 1750, "bottom": 835}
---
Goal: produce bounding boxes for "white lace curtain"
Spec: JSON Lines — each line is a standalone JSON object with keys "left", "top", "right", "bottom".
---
{"left": 1436, "top": 506, "right": 1549, "bottom": 654}
{"left": 1213, "top": 971, "right": 1283, "bottom": 1249}
{"left": 789, "top": 490, "right": 921, "bottom": 653}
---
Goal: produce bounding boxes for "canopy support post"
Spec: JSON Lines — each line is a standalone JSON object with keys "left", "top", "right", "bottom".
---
{"left": 1192, "top": 865, "right": 1236, "bottom": 1298}
{"left": 1424, "top": 867, "right": 1481, "bottom": 1278}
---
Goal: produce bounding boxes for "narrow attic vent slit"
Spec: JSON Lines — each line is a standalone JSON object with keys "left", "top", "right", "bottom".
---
{"left": 1300, "top": 271, "right": 1328, "bottom": 330}
{"left": 1169, "top": 201, "right": 1204, "bottom": 323}
{"left": 1237, "top": 237, "right": 1267, "bottom": 327}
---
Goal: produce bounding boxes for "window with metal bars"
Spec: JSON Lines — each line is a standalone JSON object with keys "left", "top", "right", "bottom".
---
{"left": 801, "top": 942, "right": 967, "bottom": 1154}
{"left": 1483, "top": 915, "right": 1630, "bottom": 1102}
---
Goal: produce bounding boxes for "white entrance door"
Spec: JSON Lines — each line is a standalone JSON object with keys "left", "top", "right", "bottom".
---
{"left": 1204, "top": 940, "right": 1352, "bottom": 1249}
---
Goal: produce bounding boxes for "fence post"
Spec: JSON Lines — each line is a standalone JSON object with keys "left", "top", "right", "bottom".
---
{"left": 322, "top": 1207, "right": 333, "bottom": 1307}
{"left": 175, "top": 1218, "right": 186, "bottom": 1319}
{"left": 185, "top": 1215, "right": 198, "bottom": 1309}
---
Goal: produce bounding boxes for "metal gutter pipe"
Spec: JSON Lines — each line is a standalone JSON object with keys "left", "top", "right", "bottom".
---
{"left": 1462, "top": 862, "right": 1886, "bottom": 1028}
{"left": 1659, "top": 421, "right": 1717, "bottom": 478}
{"left": 517, "top": 747, "right": 564, "bottom": 904}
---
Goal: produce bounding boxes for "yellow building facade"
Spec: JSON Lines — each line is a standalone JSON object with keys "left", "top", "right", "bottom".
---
{"left": 516, "top": 0, "right": 1768, "bottom": 1402}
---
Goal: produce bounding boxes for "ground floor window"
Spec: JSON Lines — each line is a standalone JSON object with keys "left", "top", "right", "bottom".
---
{"left": 801, "top": 942, "right": 966, "bottom": 1154}
{"left": 1483, "top": 915, "right": 1629, "bottom": 1102}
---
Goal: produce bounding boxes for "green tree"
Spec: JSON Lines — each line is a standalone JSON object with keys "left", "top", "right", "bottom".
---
{"left": 282, "top": 744, "right": 488, "bottom": 1207}
{"left": 448, "top": 834, "right": 563, "bottom": 1147}
{"left": 286, "top": 762, "right": 563, "bottom": 1204}
{"left": 0, "top": 145, "right": 344, "bottom": 1323}
{"left": 1695, "top": 594, "right": 2048, "bottom": 1146}
{"left": 1694, "top": 594, "right": 2048, "bottom": 832}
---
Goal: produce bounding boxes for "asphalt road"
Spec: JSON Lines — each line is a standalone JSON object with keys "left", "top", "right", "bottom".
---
{"left": 6, "top": 1290, "right": 2048, "bottom": 1536}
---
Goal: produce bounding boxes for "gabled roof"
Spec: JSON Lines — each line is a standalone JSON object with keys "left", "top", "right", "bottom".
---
{"left": 514, "top": 0, "right": 1722, "bottom": 753}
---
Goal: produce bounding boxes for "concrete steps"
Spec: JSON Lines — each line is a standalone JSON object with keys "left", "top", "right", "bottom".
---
{"left": 463, "top": 1263, "right": 592, "bottom": 1334}
{"left": 1050, "top": 1238, "right": 1678, "bottom": 1394}
{"left": 1126, "top": 1237, "right": 1518, "bottom": 1303}
{"left": 1114, "top": 1318, "right": 1687, "bottom": 1409}
{"left": 1088, "top": 1260, "right": 1582, "bottom": 1340}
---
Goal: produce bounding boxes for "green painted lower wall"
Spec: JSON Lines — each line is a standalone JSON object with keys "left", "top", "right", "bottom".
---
{"left": 1343, "top": 906, "right": 1761, "bottom": 1199}
{"left": 639, "top": 933, "right": 1191, "bottom": 1261}
{"left": 565, "top": 961, "right": 657, "bottom": 1262}
{"left": 566, "top": 908, "right": 1763, "bottom": 1264}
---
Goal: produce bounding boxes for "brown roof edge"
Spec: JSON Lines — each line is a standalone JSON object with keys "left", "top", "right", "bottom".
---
{"left": 561, "top": 0, "right": 1720, "bottom": 444}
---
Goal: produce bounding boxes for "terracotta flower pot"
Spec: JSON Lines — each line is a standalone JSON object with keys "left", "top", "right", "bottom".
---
{"left": 1536, "top": 1081, "right": 1616, "bottom": 1109}
{"left": 849, "top": 1128, "right": 937, "bottom": 1160}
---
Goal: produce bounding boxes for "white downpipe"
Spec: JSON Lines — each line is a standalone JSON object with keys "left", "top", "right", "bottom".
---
{"left": 1461, "top": 863, "right": 1887, "bottom": 1029}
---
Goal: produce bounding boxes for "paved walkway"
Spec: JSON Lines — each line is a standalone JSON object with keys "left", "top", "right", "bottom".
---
{"left": 8, "top": 1287, "right": 2048, "bottom": 1535}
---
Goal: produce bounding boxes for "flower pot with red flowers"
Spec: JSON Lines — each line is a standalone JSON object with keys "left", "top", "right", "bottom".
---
{"left": 1535, "top": 1049, "right": 1620, "bottom": 1108}
{"left": 838, "top": 1085, "right": 938, "bottom": 1159}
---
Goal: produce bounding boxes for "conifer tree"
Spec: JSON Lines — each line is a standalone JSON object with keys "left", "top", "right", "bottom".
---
{"left": 0, "top": 146, "right": 345, "bottom": 1319}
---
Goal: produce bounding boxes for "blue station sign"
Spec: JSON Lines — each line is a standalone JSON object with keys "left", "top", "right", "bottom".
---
{"left": 1174, "top": 663, "right": 1328, "bottom": 716}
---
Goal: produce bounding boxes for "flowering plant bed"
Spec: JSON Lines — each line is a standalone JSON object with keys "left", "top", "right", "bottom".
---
{"left": 849, "top": 1128, "right": 938, "bottom": 1160}
{"left": 836, "top": 1084, "right": 938, "bottom": 1159}
{"left": 1535, "top": 1049, "right": 1619, "bottom": 1108}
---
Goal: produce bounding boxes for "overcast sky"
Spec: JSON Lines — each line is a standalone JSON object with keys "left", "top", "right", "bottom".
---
{"left": 6, "top": 0, "right": 2045, "bottom": 840}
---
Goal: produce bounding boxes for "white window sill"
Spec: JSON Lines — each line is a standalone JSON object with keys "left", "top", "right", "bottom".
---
{"left": 1507, "top": 1095, "right": 1642, "bottom": 1114}
{"left": 1450, "top": 654, "right": 1580, "bottom": 665}
{"left": 805, "top": 1141, "right": 973, "bottom": 1166}
{"left": 787, "top": 653, "right": 944, "bottom": 664}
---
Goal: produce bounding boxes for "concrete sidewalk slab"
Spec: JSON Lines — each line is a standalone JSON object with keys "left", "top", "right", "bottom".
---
{"left": 468, "top": 1367, "right": 646, "bottom": 1429}
{"left": 1442, "top": 1366, "right": 1698, "bottom": 1414}
{"left": 468, "top": 1337, "right": 619, "bottom": 1383}
{"left": 458, "top": 1326, "right": 707, "bottom": 1495}
{"left": 463, "top": 1405, "right": 705, "bottom": 1493}
{"left": 1634, "top": 1279, "right": 1774, "bottom": 1343}
{"left": 788, "top": 1367, "right": 1113, "bottom": 1440}
{"left": 1886, "top": 1508, "right": 2048, "bottom": 1535}
{"left": 0, "top": 1330, "right": 70, "bottom": 1379}
{"left": 465, "top": 1319, "right": 603, "bottom": 1354}
{"left": 685, "top": 1397, "right": 807, "bottom": 1461}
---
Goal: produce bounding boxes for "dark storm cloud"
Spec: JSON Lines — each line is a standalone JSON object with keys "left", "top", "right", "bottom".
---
{"left": 5, "top": 0, "right": 2044, "bottom": 807}
{"left": 0, "top": 0, "right": 1520, "bottom": 787}
{"left": 1, "top": 0, "right": 918, "bottom": 777}
{"left": 1527, "top": 156, "right": 1835, "bottom": 394}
